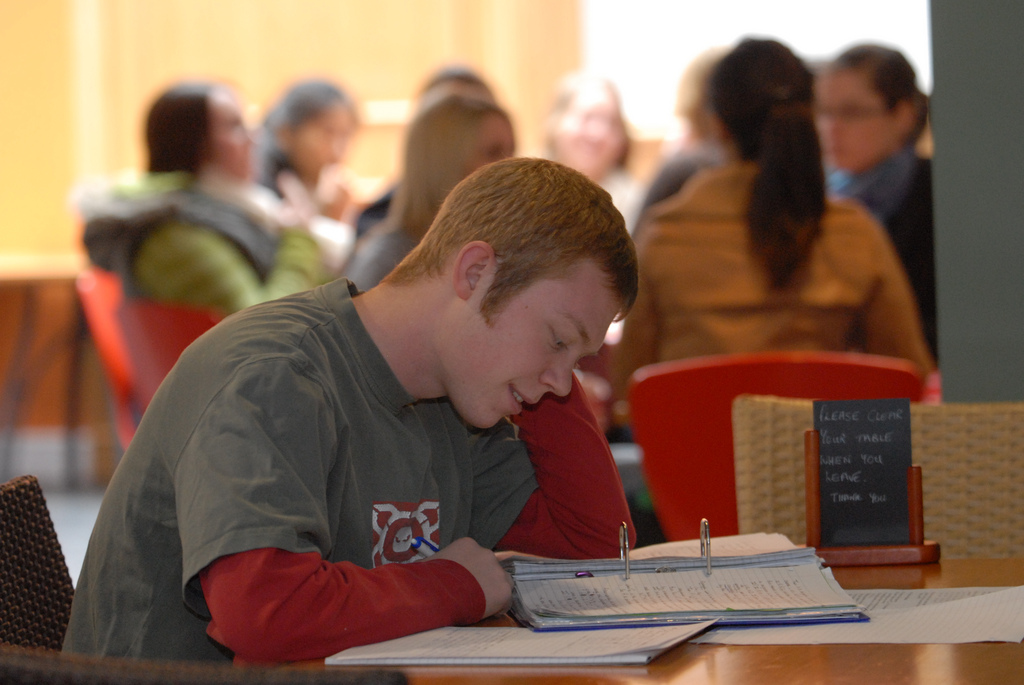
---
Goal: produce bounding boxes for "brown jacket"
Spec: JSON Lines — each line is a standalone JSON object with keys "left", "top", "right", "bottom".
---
{"left": 612, "top": 161, "right": 935, "bottom": 400}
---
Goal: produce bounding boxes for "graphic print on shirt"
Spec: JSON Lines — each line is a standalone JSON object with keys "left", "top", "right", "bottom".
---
{"left": 371, "top": 500, "right": 440, "bottom": 566}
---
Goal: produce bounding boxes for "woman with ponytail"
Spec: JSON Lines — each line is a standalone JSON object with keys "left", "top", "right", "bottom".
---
{"left": 611, "top": 38, "right": 933, "bottom": 408}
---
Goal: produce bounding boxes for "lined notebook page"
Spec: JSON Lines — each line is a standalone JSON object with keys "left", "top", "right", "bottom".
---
{"left": 518, "top": 564, "right": 855, "bottom": 617}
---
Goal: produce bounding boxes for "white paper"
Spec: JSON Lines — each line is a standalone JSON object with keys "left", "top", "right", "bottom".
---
{"left": 693, "top": 585, "right": 1024, "bottom": 644}
{"left": 325, "top": 622, "right": 715, "bottom": 665}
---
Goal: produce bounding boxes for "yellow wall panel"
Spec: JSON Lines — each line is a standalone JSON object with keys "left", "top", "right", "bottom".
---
{"left": 0, "top": 1, "right": 77, "bottom": 255}
{"left": 0, "top": 0, "right": 581, "bottom": 258}
{"left": 0, "top": 1, "right": 583, "bottom": 433}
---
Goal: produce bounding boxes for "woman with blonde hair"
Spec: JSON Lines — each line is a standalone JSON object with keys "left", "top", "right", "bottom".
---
{"left": 343, "top": 93, "right": 515, "bottom": 289}
{"left": 544, "top": 73, "right": 643, "bottom": 234}
{"left": 635, "top": 47, "right": 729, "bottom": 234}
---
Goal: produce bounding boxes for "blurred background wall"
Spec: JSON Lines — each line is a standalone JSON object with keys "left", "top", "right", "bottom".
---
{"left": 7, "top": 0, "right": 1019, "bottom": 485}
{"left": 0, "top": 0, "right": 933, "bottom": 261}
{"left": 0, "top": 0, "right": 589, "bottom": 480}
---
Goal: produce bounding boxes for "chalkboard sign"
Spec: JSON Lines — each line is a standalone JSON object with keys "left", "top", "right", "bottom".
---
{"left": 812, "top": 398, "right": 912, "bottom": 547}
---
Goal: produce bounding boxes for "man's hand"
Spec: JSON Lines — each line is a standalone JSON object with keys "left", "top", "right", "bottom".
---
{"left": 429, "top": 537, "right": 512, "bottom": 618}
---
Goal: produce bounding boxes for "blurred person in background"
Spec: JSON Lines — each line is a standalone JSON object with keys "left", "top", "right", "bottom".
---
{"left": 79, "top": 81, "right": 328, "bottom": 316}
{"left": 634, "top": 47, "right": 728, "bottom": 237}
{"left": 354, "top": 64, "right": 498, "bottom": 237}
{"left": 255, "top": 78, "right": 360, "bottom": 275}
{"left": 612, "top": 38, "right": 934, "bottom": 412}
{"left": 816, "top": 44, "right": 937, "bottom": 359}
{"left": 343, "top": 93, "right": 515, "bottom": 290}
{"left": 545, "top": 73, "right": 643, "bottom": 235}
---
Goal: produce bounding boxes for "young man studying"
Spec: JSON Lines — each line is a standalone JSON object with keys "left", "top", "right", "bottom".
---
{"left": 63, "top": 157, "right": 639, "bottom": 663}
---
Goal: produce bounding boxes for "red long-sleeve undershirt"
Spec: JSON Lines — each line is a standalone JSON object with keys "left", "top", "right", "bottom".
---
{"left": 201, "top": 549, "right": 482, "bottom": 663}
{"left": 199, "top": 374, "right": 634, "bottom": 662}
{"left": 499, "top": 373, "right": 635, "bottom": 558}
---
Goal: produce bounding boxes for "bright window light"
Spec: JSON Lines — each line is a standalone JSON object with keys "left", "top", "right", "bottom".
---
{"left": 582, "top": 0, "right": 932, "bottom": 137}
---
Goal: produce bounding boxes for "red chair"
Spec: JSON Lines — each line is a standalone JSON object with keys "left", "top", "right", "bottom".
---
{"left": 118, "top": 291, "right": 221, "bottom": 410}
{"left": 75, "top": 268, "right": 138, "bottom": 450}
{"left": 628, "top": 351, "right": 925, "bottom": 541}
{"left": 75, "top": 267, "right": 221, "bottom": 449}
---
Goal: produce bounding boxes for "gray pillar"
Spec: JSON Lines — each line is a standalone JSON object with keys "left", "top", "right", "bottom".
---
{"left": 930, "top": 0, "right": 1024, "bottom": 400}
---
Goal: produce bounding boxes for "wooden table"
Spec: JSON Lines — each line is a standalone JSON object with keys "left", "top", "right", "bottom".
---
{"left": 0, "top": 253, "right": 87, "bottom": 484}
{"left": 320, "top": 558, "right": 1024, "bottom": 684}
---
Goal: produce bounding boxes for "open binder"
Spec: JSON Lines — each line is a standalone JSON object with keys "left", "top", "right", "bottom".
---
{"left": 502, "top": 533, "right": 865, "bottom": 631}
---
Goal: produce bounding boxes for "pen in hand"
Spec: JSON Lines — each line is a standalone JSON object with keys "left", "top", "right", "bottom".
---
{"left": 411, "top": 536, "right": 439, "bottom": 558}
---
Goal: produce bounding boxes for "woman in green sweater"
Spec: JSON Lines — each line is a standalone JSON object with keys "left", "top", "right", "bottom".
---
{"left": 80, "top": 81, "right": 327, "bottom": 315}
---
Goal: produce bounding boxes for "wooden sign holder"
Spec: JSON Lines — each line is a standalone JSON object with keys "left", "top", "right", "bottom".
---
{"left": 805, "top": 429, "right": 940, "bottom": 567}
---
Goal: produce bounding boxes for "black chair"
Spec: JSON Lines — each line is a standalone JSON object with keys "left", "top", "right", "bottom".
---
{"left": 0, "top": 474, "right": 76, "bottom": 650}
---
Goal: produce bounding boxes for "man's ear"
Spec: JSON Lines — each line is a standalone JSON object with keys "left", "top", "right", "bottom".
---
{"left": 452, "top": 241, "right": 497, "bottom": 302}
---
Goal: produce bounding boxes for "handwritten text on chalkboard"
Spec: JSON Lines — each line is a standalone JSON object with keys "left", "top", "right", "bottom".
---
{"left": 813, "top": 398, "right": 912, "bottom": 546}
